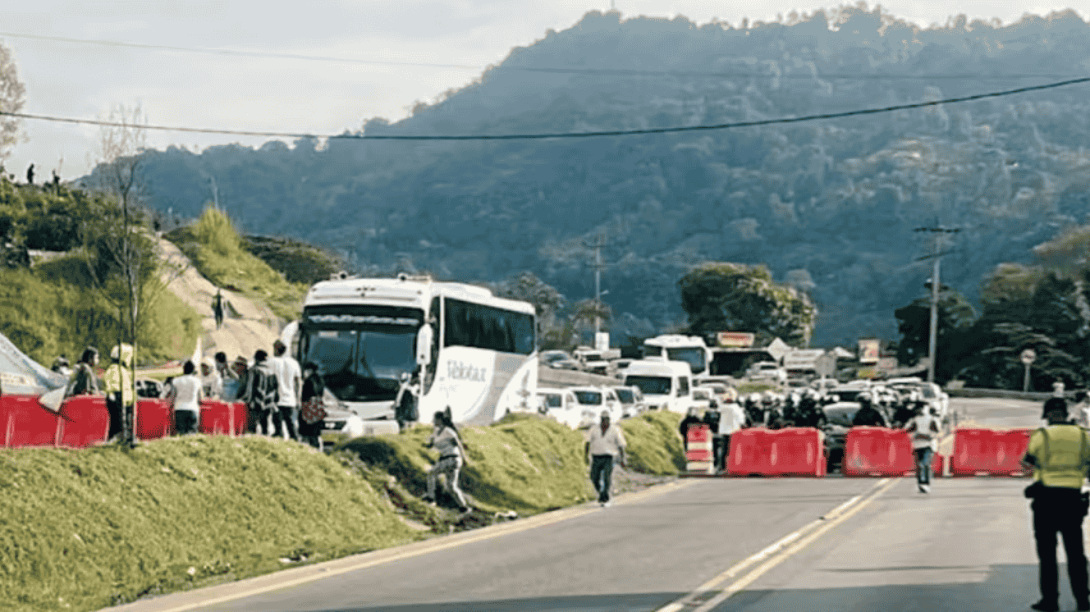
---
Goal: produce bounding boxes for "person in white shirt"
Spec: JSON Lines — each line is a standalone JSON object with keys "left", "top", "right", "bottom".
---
{"left": 199, "top": 358, "right": 223, "bottom": 399}
{"left": 904, "top": 402, "right": 941, "bottom": 493}
{"left": 718, "top": 400, "right": 748, "bottom": 472}
{"left": 270, "top": 340, "right": 302, "bottom": 441}
{"left": 585, "top": 410, "right": 627, "bottom": 507}
{"left": 423, "top": 408, "right": 470, "bottom": 512}
{"left": 170, "top": 361, "right": 203, "bottom": 435}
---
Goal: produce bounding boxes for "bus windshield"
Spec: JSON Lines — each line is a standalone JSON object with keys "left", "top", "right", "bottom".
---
{"left": 666, "top": 347, "right": 707, "bottom": 375}
{"left": 626, "top": 375, "right": 672, "bottom": 395}
{"left": 299, "top": 305, "right": 423, "bottom": 403}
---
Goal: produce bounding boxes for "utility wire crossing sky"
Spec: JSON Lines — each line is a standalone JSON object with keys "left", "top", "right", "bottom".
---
{"left": 5, "top": 76, "right": 1089, "bottom": 141}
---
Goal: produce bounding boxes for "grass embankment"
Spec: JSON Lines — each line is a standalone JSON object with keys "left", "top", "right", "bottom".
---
{"left": 166, "top": 207, "right": 307, "bottom": 321}
{"left": 3, "top": 413, "right": 686, "bottom": 612}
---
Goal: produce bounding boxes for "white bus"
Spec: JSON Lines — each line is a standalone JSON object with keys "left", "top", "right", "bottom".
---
{"left": 642, "top": 334, "right": 711, "bottom": 378}
{"left": 283, "top": 274, "right": 537, "bottom": 427}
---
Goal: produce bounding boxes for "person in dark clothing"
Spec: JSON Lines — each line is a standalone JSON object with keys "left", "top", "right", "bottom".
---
{"left": 394, "top": 369, "right": 420, "bottom": 432}
{"left": 852, "top": 395, "right": 889, "bottom": 427}
{"left": 246, "top": 350, "right": 278, "bottom": 435}
{"left": 678, "top": 407, "right": 704, "bottom": 448}
{"left": 1023, "top": 397, "right": 1090, "bottom": 612}
{"left": 25, "top": 163, "right": 33, "bottom": 185}
{"left": 703, "top": 404, "right": 724, "bottom": 471}
{"left": 212, "top": 290, "right": 226, "bottom": 329}
{"left": 299, "top": 362, "right": 326, "bottom": 450}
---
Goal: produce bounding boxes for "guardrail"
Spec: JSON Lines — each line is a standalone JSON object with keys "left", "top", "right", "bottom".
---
{"left": 538, "top": 366, "right": 620, "bottom": 388}
{"left": 945, "top": 387, "right": 1072, "bottom": 402}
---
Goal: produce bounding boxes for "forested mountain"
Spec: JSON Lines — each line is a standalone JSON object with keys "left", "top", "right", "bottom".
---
{"left": 103, "top": 6, "right": 1090, "bottom": 346}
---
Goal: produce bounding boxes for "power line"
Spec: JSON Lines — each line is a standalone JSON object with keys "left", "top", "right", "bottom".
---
{"left": 4, "top": 75, "right": 1089, "bottom": 141}
{"left": 0, "top": 30, "right": 1082, "bottom": 81}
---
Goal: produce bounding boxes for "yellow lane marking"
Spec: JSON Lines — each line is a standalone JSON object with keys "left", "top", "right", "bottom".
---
{"left": 106, "top": 479, "right": 696, "bottom": 612}
{"left": 654, "top": 478, "right": 895, "bottom": 612}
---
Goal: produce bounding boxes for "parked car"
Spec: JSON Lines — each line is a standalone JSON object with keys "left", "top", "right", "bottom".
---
{"left": 135, "top": 378, "right": 164, "bottom": 399}
{"left": 568, "top": 386, "right": 622, "bottom": 427}
{"left": 887, "top": 377, "right": 949, "bottom": 421}
{"left": 610, "top": 385, "right": 646, "bottom": 418}
{"left": 692, "top": 387, "right": 715, "bottom": 412}
{"left": 573, "top": 347, "right": 613, "bottom": 376}
{"left": 541, "top": 350, "right": 580, "bottom": 370}
{"left": 747, "top": 361, "right": 787, "bottom": 385}
{"left": 536, "top": 388, "right": 581, "bottom": 429}
{"left": 623, "top": 359, "right": 695, "bottom": 413}
{"left": 696, "top": 381, "right": 733, "bottom": 406}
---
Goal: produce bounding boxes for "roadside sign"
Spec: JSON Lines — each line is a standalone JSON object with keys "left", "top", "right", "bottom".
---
{"left": 717, "top": 331, "right": 755, "bottom": 348}
{"left": 877, "top": 357, "right": 897, "bottom": 371}
{"left": 1021, "top": 348, "right": 1036, "bottom": 365}
{"left": 783, "top": 349, "right": 825, "bottom": 371}
{"left": 814, "top": 352, "right": 837, "bottom": 377}
{"left": 858, "top": 339, "right": 880, "bottom": 364}
{"left": 765, "top": 338, "right": 790, "bottom": 362}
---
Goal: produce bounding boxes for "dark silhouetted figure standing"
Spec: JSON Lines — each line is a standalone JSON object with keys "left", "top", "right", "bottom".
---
{"left": 212, "top": 290, "right": 226, "bottom": 329}
{"left": 25, "top": 163, "right": 33, "bottom": 185}
{"left": 51, "top": 170, "right": 60, "bottom": 192}
{"left": 1023, "top": 397, "right": 1090, "bottom": 612}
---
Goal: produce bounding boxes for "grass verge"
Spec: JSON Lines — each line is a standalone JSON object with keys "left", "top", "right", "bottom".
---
{"left": 3, "top": 412, "right": 685, "bottom": 612}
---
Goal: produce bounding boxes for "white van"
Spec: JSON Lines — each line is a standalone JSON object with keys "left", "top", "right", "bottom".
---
{"left": 536, "top": 388, "right": 580, "bottom": 429}
{"left": 622, "top": 359, "right": 694, "bottom": 413}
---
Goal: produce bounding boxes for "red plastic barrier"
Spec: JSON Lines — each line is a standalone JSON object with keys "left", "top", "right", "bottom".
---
{"left": 951, "top": 428, "right": 1032, "bottom": 477}
{"left": 685, "top": 424, "right": 714, "bottom": 474}
{"left": 932, "top": 452, "right": 947, "bottom": 478}
{"left": 726, "top": 427, "right": 825, "bottom": 477}
{"left": 2, "top": 394, "right": 61, "bottom": 447}
{"left": 842, "top": 427, "right": 915, "bottom": 477}
{"left": 136, "top": 399, "right": 174, "bottom": 440}
{"left": 199, "top": 400, "right": 247, "bottom": 436}
{"left": 57, "top": 396, "right": 109, "bottom": 448}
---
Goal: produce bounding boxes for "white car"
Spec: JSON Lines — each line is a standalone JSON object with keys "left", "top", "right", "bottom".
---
{"left": 697, "top": 381, "right": 733, "bottom": 406}
{"left": 610, "top": 385, "right": 646, "bottom": 418}
{"left": 747, "top": 361, "right": 787, "bottom": 385}
{"left": 536, "top": 388, "right": 581, "bottom": 429}
{"left": 692, "top": 387, "right": 715, "bottom": 412}
{"left": 569, "top": 386, "right": 622, "bottom": 427}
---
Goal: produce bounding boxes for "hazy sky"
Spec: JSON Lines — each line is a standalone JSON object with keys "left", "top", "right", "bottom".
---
{"left": 2, "top": 0, "right": 1086, "bottom": 179}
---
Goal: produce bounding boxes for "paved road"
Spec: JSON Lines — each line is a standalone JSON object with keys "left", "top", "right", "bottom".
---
{"left": 112, "top": 398, "right": 1057, "bottom": 612}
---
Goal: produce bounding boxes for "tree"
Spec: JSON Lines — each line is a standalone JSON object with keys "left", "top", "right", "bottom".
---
{"left": 678, "top": 262, "right": 817, "bottom": 346}
{"left": 0, "top": 40, "right": 24, "bottom": 162}
{"left": 893, "top": 287, "right": 975, "bottom": 382}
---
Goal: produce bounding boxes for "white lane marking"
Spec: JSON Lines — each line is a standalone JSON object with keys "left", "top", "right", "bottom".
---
{"left": 691, "top": 477, "right": 900, "bottom": 612}
{"left": 653, "top": 478, "right": 892, "bottom": 612}
{"left": 106, "top": 480, "right": 697, "bottom": 612}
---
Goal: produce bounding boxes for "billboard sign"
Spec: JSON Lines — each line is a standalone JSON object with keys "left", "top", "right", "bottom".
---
{"left": 858, "top": 339, "right": 881, "bottom": 364}
{"left": 717, "top": 332, "right": 755, "bottom": 348}
{"left": 783, "top": 349, "right": 826, "bottom": 372}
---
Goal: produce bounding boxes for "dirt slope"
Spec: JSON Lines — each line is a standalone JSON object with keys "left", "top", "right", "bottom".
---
{"left": 156, "top": 237, "right": 283, "bottom": 364}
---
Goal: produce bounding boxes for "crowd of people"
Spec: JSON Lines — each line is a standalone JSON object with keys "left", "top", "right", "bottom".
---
{"left": 55, "top": 340, "right": 328, "bottom": 450}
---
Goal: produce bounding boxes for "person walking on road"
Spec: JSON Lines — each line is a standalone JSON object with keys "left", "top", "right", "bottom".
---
{"left": 170, "top": 360, "right": 203, "bottom": 435}
{"left": 269, "top": 340, "right": 301, "bottom": 441}
{"left": 246, "top": 350, "right": 278, "bottom": 435}
{"left": 718, "top": 398, "right": 747, "bottom": 473}
{"left": 585, "top": 410, "right": 627, "bottom": 507}
{"left": 904, "top": 402, "right": 941, "bottom": 493}
{"left": 1070, "top": 391, "right": 1090, "bottom": 429}
{"left": 1022, "top": 397, "right": 1090, "bottom": 612}
{"left": 678, "top": 406, "right": 703, "bottom": 450}
{"left": 424, "top": 409, "right": 470, "bottom": 512}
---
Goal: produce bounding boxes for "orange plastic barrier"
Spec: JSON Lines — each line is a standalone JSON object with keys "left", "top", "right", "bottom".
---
{"left": 685, "top": 424, "right": 714, "bottom": 474}
{"left": 199, "top": 400, "right": 247, "bottom": 436}
{"left": 57, "top": 396, "right": 110, "bottom": 448}
{"left": 726, "top": 427, "right": 825, "bottom": 477}
{"left": 951, "top": 428, "right": 1032, "bottom": 477}
{"left": 842, "top": 427, "right": 915, "bottom": 477}
{"left": 1, "top": 394, "right": 60, "bottom": 447}
{"left": 136, "top": 399, "right": 174, "bottom": 440}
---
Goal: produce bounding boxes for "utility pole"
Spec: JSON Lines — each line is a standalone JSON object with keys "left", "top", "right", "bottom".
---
{"left": 914, "top": 225, "right": 961, "bottom": 384}
{"left": 584, "top": 233, "right": 610, "bottom": 335}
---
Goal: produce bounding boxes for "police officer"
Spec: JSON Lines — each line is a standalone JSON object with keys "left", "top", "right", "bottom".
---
{"left": 1022, "top": 397, "right": 1090, "bottom": 612}
{"left": 852, "top": 393, "right": 889, "bottom": 428}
